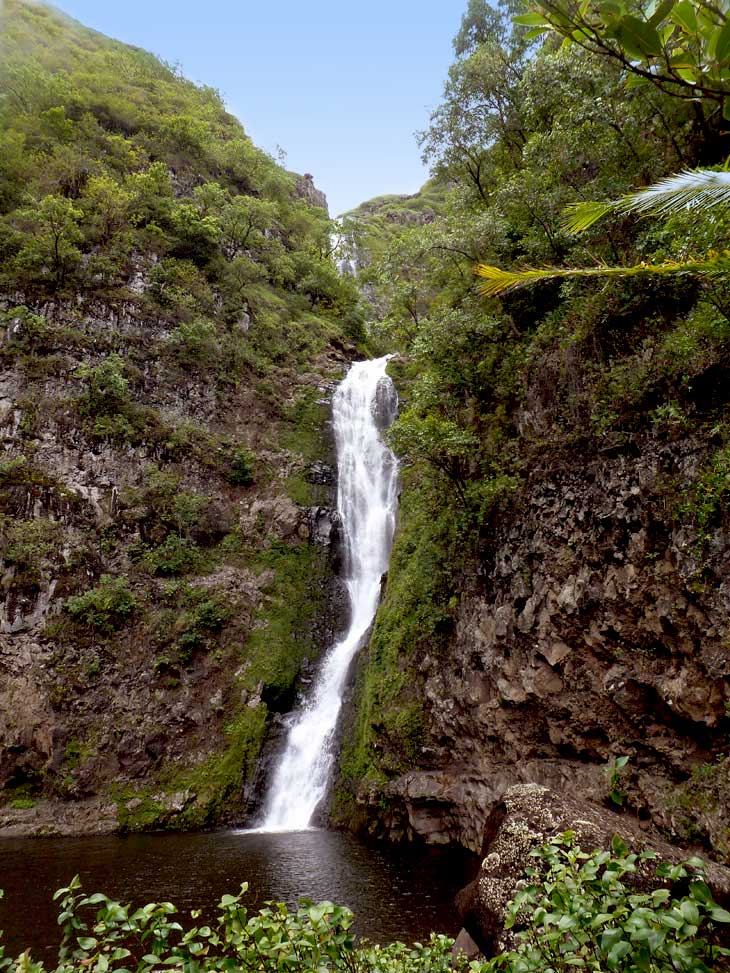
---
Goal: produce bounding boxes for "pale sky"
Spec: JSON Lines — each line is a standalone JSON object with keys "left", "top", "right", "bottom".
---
{"left": 52, "top": 1, "right": 464, "bottom": 215}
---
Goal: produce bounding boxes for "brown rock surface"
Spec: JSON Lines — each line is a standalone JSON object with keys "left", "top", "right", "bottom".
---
{"left": 353, "top": 440, "right": 730, "bottom": 860}
{"left": 456, "top": 783, "right": 730, "bottom": 958}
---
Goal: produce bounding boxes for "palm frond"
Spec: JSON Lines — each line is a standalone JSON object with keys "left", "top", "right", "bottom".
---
{"left": 622, "top": 169, "right": 730, "bottom": 217}
{"left": 562, "top": 168, "right": 730, "bottom": 235}
{"left": 562, "top": 200, "right": 617, "bottom": 233}
{"left": 475, "top": 254, "right": 730, "bottom": 297}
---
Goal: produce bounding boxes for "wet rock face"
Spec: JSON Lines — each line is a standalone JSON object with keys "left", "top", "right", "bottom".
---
{"left": 372, "top": 375, "right": 398, "bottom": 431}
{"left": 455, "top": 784, "right": 730, "bottom": 959}
{"left": 368, "top": 439, "right": 730, "bottom": 857}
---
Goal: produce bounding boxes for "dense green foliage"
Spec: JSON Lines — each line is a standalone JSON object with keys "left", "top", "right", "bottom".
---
{"left": 0, "top": 878, "right": 456, "bottom": 973}
{"left": 485, "top": 835, "right": 730, "bottom": 973}
{"left": 338, "top": 0, "right": 730, "bottom": 839}
{"left": 0, "top": 0, "right": 360, "bottom": 318}
{"left": 0, "top": 0, "right": 359, "bottom": 825}
{"left": 522, "top": 0, "right": 730, "bottom": 122}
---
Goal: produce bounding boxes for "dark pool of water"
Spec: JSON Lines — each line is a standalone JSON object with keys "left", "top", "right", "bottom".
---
{"left": 0, "top": 828, "right": 477, "bottom": 960}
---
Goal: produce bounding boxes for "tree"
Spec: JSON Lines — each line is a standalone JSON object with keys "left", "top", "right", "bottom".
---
{"left": 520, "top": 0, "right": 730, "bottom": 152}
{"left": 219, "top": 194, "right": 279, "bottom": 259}
{"left": 14, "top": 194, "right": 83, "bottom": 290}
{"left": 419, "top": 3, "right": 528, "bottom": 201}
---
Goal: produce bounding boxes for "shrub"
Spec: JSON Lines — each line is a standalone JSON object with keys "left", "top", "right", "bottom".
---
{"left": 689, "top": 445, "right": 730, "bottom": 540}
{"left": 176, "top": 592, "right": 232, "bottom": 663}
{"left": 0, "top": 515, "right": 63, "bottom": 586}
{"left": 485, "top": 834, "right": 730, "bottom": 973}
{"left": 6, "top": 878, "right": 457, "bottom": 973}
{"left": 227, "top": 446, "right": 255, "bottom": 486}
{"left": 141, "top": 535, "right": 202, "bottom": 575}
{"left": 66, "top": 575, "right": 138, "bottom": 633}
{"left": 76, "top": 354, "right": 131, "bottom": 416}
{"left": 169, "top": 317, "right": 219, "bottom": 368}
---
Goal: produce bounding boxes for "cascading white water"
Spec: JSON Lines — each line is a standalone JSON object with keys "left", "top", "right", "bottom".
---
{"left": 260, "top": 356, "right": 399, "bottom": 830}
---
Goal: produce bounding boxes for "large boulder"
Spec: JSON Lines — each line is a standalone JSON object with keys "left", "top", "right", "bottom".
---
{"left": 455, "top": 783, "right": 730, "bottom": 959}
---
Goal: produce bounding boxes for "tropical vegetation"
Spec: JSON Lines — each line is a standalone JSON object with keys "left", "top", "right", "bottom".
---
{"left": 1, "top": 838, "right": 728, "bottom": 973}
{"left": 335, "top": 0, "right": 730, "bottom": 858}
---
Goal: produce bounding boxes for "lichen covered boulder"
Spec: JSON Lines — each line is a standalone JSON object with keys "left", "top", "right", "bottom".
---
{"left": 455, "top": 783, "right": 730, "bottom": 959}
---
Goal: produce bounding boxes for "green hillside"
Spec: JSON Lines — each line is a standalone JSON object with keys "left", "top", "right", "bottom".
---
{"left": 0, "top": 0, "right": 362, "bottom": 831}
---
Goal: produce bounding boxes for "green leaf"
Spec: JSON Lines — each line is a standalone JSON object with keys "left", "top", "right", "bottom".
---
{"left": 601, "top": 927, "right": 623, "bottom": 952}
{"left": 675, "top": 67, "right": 698, "bottom": 83}
{"left": 611, "top": 15, "right": 663, "bottom": 57}
{"left": 625, "top": 72, "right": 651, "bottom": 88}
{"left": 80, "top": 894, "right": 107, "bottom": 906}
{"left": 659, "top": 22, "right": 676, "bottom": 44}
{"left": 648, "top": 0, "right": 673, "bottom": 26}
{"left": 611, "top": 834, "right": 629, "bottom": 857}
{"left": 607, "top": 941, "right": 631, "bottom": 967}
{"left": 514, "top": 13, "right": 551, "bottom": 26}
{"left": 562, "top": 200, "right": 616, "bottom": 232}
{"left": 671, "top": 2, "right": 698, "bottom": 34}
{"left": 77, "top": 938, "right": 98, "bottom": 951}
{"left": 710, "top": 907, "right": 730, "bottom": 922}
{"left": 680, "top": 900, "right": 699, "bottom": 925}
{"left": 715, "top": 20, "right": 730, "bottom": 64}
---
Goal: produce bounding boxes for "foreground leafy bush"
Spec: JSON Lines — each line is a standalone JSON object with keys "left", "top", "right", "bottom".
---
{"left": 0, "top": 879, "right": 456, "bottom": 973}
{"left": 485, "top": 834, "right": 730, "bottom": 973}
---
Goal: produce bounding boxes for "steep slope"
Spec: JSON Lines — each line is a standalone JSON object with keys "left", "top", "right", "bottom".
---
{"left": 0, "top": 0, "right": 363, "bottom": 833}
{"left": 333, "top": 7, "right": 730, "bottom": 862}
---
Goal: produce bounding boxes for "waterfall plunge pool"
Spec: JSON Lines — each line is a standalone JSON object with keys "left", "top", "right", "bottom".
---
{"left": 0, "top": 829, "right": 478, "bottom": 959}
{"left": 0, "top": 364, "right": 474, "bottom": 958}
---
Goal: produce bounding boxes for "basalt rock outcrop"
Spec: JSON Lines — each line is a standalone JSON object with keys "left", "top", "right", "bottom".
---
{"left": 455, "top": 783, "right": 730, "bottom": 959}
{"left": 348, "top": 433, "right": 730, "bottom": 861}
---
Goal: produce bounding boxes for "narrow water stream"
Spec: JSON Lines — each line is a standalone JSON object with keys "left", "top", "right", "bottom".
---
{"left": 261, "top": 357, "right": 398, "bottom": 829}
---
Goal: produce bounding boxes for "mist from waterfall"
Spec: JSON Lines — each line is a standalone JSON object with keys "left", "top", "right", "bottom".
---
{"left": 260, "top": 356, "right": 398, "bottom": 829}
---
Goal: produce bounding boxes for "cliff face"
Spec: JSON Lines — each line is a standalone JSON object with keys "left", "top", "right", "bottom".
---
{"left": 379, "top": 434, "right": 729, "bottom": 855}
{"left": 0, "top": 295, "right": 348, "bottom": 834}
{"left": 338, "top": 421, "right": 730, "bottom": 860}
{"left": 330, "top": 1, "right": 729, "bottom": 864}
{"left": 0, "top": 0, "right": 359, "bottom": 834}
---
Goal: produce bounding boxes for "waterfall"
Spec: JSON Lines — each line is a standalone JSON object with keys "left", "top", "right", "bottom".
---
{"left": 260, "top": 356, "right": 399, "bottom": 830}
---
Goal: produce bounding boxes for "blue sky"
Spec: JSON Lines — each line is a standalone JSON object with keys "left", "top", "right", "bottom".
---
{"left": 52, "top": 1, "right": 463, "bottom": 216}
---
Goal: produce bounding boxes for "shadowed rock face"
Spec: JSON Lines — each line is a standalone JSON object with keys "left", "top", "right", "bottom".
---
{"left": 352, "top": 438, "right": 730, "bottom": 860}
{"left": 0, "top": 294, "right": 351, "bottom": 835}
{"left": 372, "top": 375, "right": 399, "bottom": 431}
{"left": 455, "top": 783, "right": 730, "bottom": 960}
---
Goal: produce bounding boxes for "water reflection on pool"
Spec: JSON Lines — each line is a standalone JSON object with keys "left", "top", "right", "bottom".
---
{"left": 0, "top": 828, "right": 477, "bottom": 960}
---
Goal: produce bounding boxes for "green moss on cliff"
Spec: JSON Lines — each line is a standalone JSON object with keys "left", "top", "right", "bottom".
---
{"left": 332, "top": 486, "right": 456, "bottom": 827}
{"left": 244, "top": 541, "right": 331, "bottom": 707}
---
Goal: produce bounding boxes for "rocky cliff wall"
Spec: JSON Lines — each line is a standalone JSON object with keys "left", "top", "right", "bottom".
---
{"left": 0, "top": 290, "right": 350, "bottom": 836}
{"left": 339, "top": 428, "right": 729, "bottom": 861}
